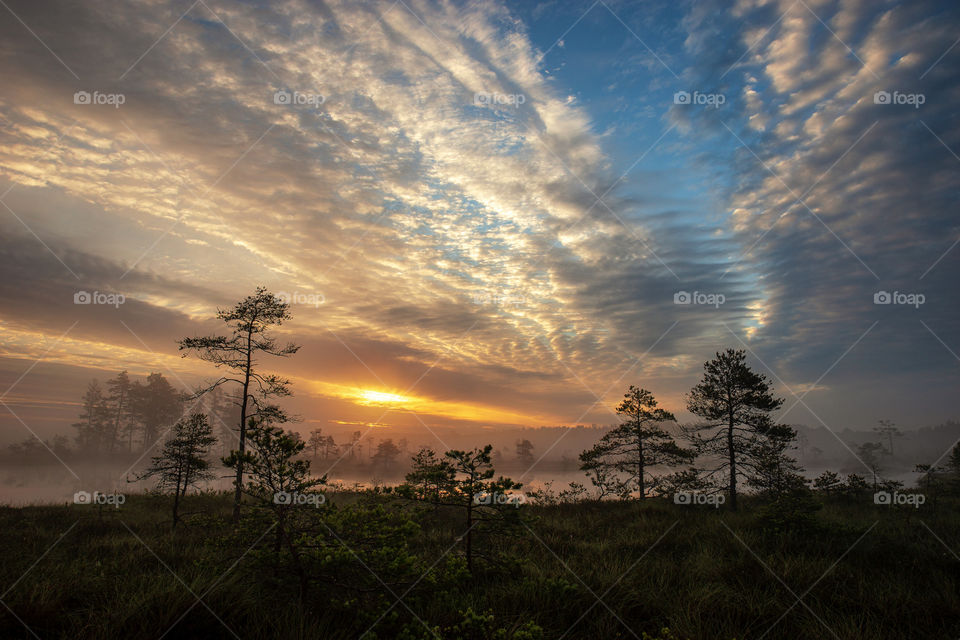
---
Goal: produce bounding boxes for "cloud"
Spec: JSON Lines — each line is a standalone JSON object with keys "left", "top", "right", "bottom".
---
{"left": 678, "top": 0, "right": 960, "bottom": 425}
{"left": 1, "top": 0, "right": 956, "bottom": 440}
{"left": 0, "top": 0, "right": 734, "bottom": 422}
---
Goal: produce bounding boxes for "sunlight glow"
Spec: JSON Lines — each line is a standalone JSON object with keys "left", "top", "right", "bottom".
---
{"left": 357, "top": 389, "right": 412, "bottom": 405}
{"left": 304, "top": 380, "right": 558, "bottom": 426}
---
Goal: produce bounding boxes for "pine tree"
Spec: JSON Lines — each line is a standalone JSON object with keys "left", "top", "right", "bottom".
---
{"left": 748, "top": 424, "right": 808, "bottom": 497}
{"left": 401, "top": 445, "right": 523, "bottom": 573}
{"left": 857, "top": 441, "right": 886, "bottom": 490}
{"left": 685, "top": 349, "right": 784, "bottom": 510}
{"left": 372, "top": 439, "right": 401, "bottom": 467}
{"left": 179, "top": 286, "right": 300, "bottom": 521}
{"left": 73, "top": 380, "right": 111, "bottom": 453}
{"left": 223, "top": 417, "right": 323, "bottom": 555}
{"left": 579, "top": 386, "right": 692, "bottom": 500}
{"left": 307, "top": 428, "right": 324, "bottom": 459}
{"left": 516, "top": 439, "right": 534, "bottom": 466}
{"left": 129, "top": 373, "right": 184, "bottom": 450}
{"left": 140, "top": 413, "right": 217, "bottom": 527}
{"left": 813, "top": 470, "right": 843, "bottom": 495}
{"left": 105, "top": 370, "right": 133, "bottom": 453}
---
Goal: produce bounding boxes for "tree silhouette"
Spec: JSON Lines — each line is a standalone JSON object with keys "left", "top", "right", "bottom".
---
{"left": 129, "top": 373, "right": 183, "bottom": 451}
{"left": 857, "top": 441, "right": 886, "bottom": 490}
{"left": 873, "top": 420, "right": 902, "bottom": 457}
{"left": 348, "top": 430, "right": 362, "bottom": 459}
{"left": 105, "top": 371, "right": 133, "bottom": 453}
{"left": 178, "top": 286, "right": 300, "bottom": 521}
{"left": 403, "top": 448, "right": 453, "bottom": 506}
{"left": 515, "top": 438, "right": 534, "bottom": 466}
{"left": 685, "top": 349, "right": 784, "bottom": 510}
{"left": 140, "top": 412, "right": 216, "bottom": 528}
{"left": 223, "top": 417, "right": 323, "bottom": 560}
{"left": 579, "top": 386, "right": 692, "bottom": 499}
{"left": 747, "top": 424, "right": 807, "bottom": 497}
{"left": 373, "top": 438, "right": 401, "bottom": 467}
{"left": 401, "top": 445, "right": 523, "bottom": 573}
{"left": 73, "top": 380, "right": 110, "bottom": 453}
{"left": 813, "top": 470, "right": 843, "bottom": 495}
{"left": 307, "top": 428, "right": 324, "bottom": 459}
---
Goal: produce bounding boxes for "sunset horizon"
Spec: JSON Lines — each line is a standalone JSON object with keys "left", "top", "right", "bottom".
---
{"left": 4, "top": 0, "right": 959, "bottom": 448}
{"left": 2, "top": 2, "right": 960, "bottom": 637}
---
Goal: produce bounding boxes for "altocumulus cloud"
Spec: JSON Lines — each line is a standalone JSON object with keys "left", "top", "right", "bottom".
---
{"left": 0, "top": 0, "right": 720, "bottom": 428}
{"left": 0, "top": 0, "right": 957, "bottom": 432}
{"left": 672, "top": 0, "right": 960, "bottom": 425}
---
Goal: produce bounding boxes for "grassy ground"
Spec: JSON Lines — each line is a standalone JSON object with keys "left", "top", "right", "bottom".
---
{"left": 1, "top": 492, "right": 958, "bottom": 639}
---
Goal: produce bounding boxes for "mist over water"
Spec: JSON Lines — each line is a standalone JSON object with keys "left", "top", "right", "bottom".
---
{"left": 3, "top": 421, "right": 945, "bottom": 506}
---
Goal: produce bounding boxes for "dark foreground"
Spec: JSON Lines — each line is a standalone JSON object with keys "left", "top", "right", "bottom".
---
{"left": 1, "top": 492, "right": 957, "bottom": 639}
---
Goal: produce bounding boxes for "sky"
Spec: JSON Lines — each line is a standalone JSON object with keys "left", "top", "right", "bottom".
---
{"left": 0, "top": 0, "right": 958, "bottom": 450}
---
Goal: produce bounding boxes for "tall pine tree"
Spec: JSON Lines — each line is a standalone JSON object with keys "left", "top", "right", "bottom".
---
{"left": 685, "top": 349, "right": 784, "bottom": 510}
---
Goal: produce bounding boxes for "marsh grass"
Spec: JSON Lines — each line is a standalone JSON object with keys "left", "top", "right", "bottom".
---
{"left": 1, "top": 492, "right": 957, "bottom": 639}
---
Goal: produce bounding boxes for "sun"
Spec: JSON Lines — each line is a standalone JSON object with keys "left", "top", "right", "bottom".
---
{"left": 357, "top": 389, "right": 411, "bottom": 405}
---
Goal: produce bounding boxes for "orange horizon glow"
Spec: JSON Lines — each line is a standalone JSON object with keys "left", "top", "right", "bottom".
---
{"left": 356, "top": 389, "right": 412, "bottom": 405}
{"left": 305, "top": 380, "right": 558, "bottom": 427}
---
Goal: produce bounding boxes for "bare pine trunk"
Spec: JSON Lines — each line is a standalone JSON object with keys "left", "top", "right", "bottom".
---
{"left": 233, "top": 327, "right": 254, "bottom": 522}
{"left": 727, "top": 415, "right": 737, "bottom": 510}
{"left": 637, "top": 432, "right": 645, "bottom": 500}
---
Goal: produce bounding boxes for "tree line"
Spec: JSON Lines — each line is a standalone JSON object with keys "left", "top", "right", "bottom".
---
{"left": 573, "top": 349, "right": 960, "bottom": 516}
{"left": 22, "top": 285, "right": 955, "bottom": 639}
{"left": 49, "top": 372, "right": 240, "bottom": 457}
{"left": 22, "top": 285, "right": 955, "bottom": 523}
{"left": 119, "top": 286, "right": 960, "bottom": 602}
{"left": 72, "top": 371, "right": 184, "bottom": 454}
{"left": 578, "top": 349, "right": 798, "bottom": 510}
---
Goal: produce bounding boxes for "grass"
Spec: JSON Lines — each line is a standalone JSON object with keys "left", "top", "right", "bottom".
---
{"left": 1, "top": 492, "right": 958, "bottom": 639}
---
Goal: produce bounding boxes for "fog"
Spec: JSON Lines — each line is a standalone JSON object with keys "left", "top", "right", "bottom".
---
{"left": 4, "top": 421, "right": 955, "bottom": 505}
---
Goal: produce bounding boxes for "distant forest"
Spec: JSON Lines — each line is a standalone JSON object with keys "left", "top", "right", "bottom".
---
{"left": 4, "top": 288, "right": 960, "bottom": 640}
{"left": 5, "top": 364, "right": 959, "bottom": 492}
{"left": 3, "top": 287, "right": 958, "bottom": 503}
